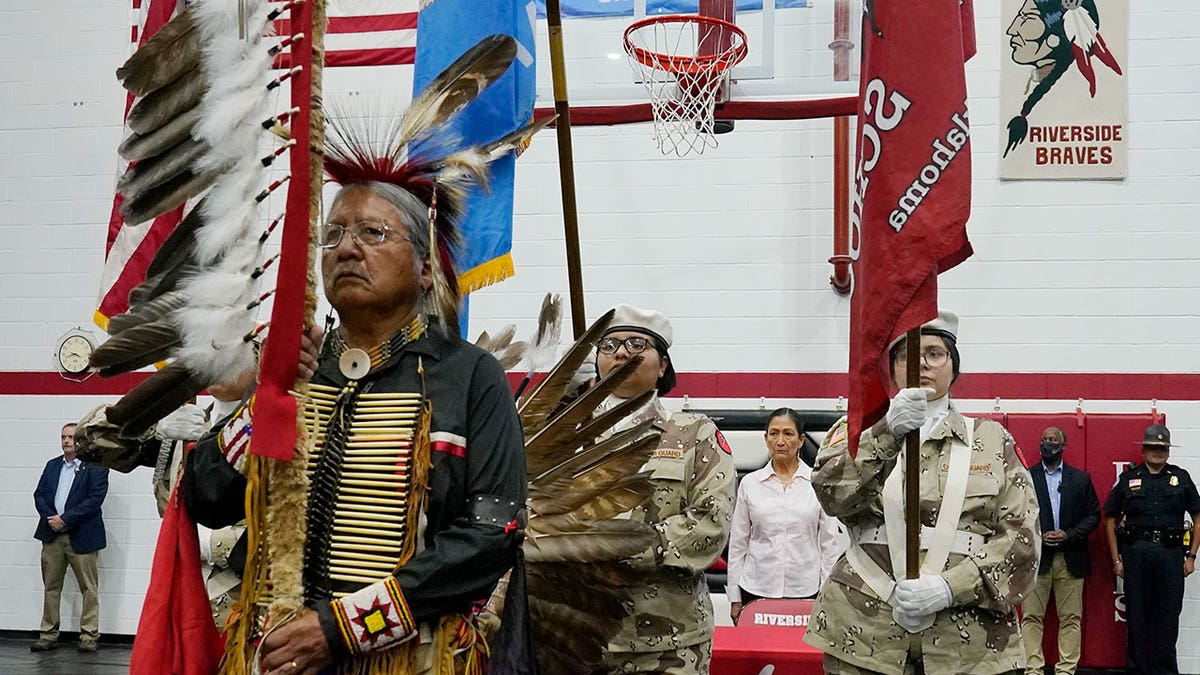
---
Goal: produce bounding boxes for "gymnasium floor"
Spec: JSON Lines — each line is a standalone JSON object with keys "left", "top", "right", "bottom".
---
{"left": 0, "top": 636, "right": 130, "bottom": 675}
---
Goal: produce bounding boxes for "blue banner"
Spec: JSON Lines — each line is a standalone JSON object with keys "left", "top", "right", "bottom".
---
{"left": 534, "top": 0, "right": 808, "bottom": 18}
{"left": 414, "top": 0, "right": 537, "bottom": 333}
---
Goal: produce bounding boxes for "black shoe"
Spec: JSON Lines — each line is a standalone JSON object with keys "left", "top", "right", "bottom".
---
{"left": 30, "top": 640, "right": 57, "bottom": 652}
{"left": 78, "top": 641, "right": 99, "bottom": 653}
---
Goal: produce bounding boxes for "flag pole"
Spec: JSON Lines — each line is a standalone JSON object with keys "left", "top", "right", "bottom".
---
{"left": 544, "top": 0, "right": 587, "bottom": 339}
{"left": 904, "top": 328, "right": 921, "bottom": 579}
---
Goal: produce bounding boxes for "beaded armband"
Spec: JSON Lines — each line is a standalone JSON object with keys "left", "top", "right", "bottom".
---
{"left": 330, "top": 576, "right": 417, "bottom": 654}
{"left": 216, "top": 397, "right": 254, "bottom": 473}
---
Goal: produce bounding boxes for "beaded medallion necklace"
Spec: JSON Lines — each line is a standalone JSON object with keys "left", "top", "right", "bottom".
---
{"left": 329, "top": 316, "right": 427, "bottom": 379}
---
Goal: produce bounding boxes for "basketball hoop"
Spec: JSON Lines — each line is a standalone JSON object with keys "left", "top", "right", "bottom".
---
{"left": 624, "top": 14, "right": 748, "bottom": 157}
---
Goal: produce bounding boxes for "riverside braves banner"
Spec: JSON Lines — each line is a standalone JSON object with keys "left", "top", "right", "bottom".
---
{"left": 846, "top": 1, "right": 975, "bottom": 454}
{"left": 999, "top": 0, "right": 1127, "bottom": 179}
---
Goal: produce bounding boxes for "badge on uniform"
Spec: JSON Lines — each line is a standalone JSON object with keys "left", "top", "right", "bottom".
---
{"left": 1129, "top": 478, "right": 1142, "bottom": 491}
{"left": 1171, "top": 475, "right": 1180, "bottom": 486}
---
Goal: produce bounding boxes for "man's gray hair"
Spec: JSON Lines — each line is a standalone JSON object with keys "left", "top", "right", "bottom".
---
{"left": 330, "top": 182, "right": 431, "bottom": 260}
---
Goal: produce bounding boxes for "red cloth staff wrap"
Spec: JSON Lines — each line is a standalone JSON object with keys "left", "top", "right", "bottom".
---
{"left": 251, "top": 0, "right": 316, "bottom": 462}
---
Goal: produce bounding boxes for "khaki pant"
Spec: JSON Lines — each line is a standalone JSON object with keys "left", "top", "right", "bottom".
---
{"left": 1020, "top": 553, "right": 1084, "bottom": 675}
{"left": 825, "top": 653, "right": 1023, "bottom": 675}
{"left": 39, "top": 533, "right": 100, "bottom": 643}
{"left": 601, "top": 640, "right": 712, "bottom": 675}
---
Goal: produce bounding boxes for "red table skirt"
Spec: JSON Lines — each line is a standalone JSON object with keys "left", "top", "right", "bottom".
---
{"left": 711, "top": 625, "right": 825, "bottom": 674}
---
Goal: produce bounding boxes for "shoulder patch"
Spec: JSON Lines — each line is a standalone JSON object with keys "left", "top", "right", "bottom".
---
{"left": 1013, "top": 443, "right": 1029, "bottom": 468}
{"left": 825, "top": 420, "right": 848, "bottom": 447}
{"left": 715, "top": 430, "right": 733, "bottom": 455}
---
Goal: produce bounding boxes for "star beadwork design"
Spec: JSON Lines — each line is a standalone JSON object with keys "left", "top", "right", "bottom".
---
{"left": 351, "top": 597, "right": 400, "bottom": 645}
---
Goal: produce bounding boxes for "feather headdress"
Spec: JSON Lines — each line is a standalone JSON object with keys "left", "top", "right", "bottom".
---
{"left": 321, "top": 33, "right": 550, "bottom": 333}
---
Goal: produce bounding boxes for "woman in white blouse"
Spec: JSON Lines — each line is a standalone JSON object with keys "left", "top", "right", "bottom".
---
{"left": 727, "top": 408, "right": 844, "bottom": 623}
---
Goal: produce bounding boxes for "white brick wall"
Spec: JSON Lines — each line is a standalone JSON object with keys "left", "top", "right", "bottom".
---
{"left": 0, "top": 1, "right": 1198, "bottom": 668}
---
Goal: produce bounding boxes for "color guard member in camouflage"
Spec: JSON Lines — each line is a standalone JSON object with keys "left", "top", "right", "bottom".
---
{"left": 593, "top": 305, "right": 737, "bottom": 675}
{"left": 803, "top": 311, "right": 1040, "bottom": 675}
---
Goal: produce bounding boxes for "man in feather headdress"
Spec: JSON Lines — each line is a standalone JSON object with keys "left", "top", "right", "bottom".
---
{"left": 184, "top": 176, "right": 528, "bottom": 674}
{"left": 592, "top": 304, "right": 736, "bottom": 675}
{"left": 178, "top": 33, "right": 542, "bottom": 667}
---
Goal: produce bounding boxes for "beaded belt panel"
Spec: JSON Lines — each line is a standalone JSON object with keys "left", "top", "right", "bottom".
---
{"left": 301, "top": 383, "right": 426, "bottom": 600}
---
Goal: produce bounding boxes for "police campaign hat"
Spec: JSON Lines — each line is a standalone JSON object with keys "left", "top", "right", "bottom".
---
{"left": 1138, "top": 423, "right": 1176, "bottom": 448}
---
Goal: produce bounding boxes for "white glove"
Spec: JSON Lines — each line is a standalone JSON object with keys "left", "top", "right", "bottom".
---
{"left": 156, "top": 404, "right": 208, "bottom": 441}
{"left": 894, "top": 573, "right": 953, "bottom": 615}
{"left": 885, "top": 388, "right": 929, "bottom": 437}
{"left": 892, "top": 605, "right": 933, "bottom": 633}
{"left": 570, "top": 359, "right": 598, "bottom": 391}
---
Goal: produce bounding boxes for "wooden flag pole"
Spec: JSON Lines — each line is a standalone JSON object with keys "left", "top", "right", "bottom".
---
{"left": 544, "top": 0, "right": 587, "bottom": 339}
{"left": 904, "top": 328, "right": 921, "bottom": 580}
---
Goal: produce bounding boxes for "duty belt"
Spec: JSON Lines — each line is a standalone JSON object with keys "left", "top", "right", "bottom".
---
{"left": 1127, "top": 527, "right": 1184, "bottom": 546}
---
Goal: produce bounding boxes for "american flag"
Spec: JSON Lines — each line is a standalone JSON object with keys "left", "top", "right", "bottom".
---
{"left": 97, "top": 0, "right": 420, "bottom": 327}
{"left": 275, "top": 0, "right": 418, "bottom": 68}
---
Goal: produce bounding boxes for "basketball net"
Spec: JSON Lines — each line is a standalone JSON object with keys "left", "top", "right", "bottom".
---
{"left": 624, "top": 15, "right": 747, "bottom": 157}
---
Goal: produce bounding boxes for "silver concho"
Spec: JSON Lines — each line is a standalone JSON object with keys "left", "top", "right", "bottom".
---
{"left": 338, "top": 348, "right": 371, "bottom": 380}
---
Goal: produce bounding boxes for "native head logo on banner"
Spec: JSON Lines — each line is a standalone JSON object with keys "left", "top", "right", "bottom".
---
{"left": 1000, "top": 0, "right": 1127, "bottom": 180}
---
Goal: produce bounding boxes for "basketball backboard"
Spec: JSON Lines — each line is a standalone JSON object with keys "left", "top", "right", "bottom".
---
{"left": 532, "top": 0, "right": 860, "bottom": 108}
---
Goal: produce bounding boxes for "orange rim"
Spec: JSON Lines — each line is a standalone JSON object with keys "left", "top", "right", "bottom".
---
{"left": 623, "top": 14, "right": 749, "bottom": 76}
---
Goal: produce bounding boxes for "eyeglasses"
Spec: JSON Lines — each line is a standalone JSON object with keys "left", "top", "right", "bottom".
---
{"left": 317, "top": 220, "right": 403, "bottom": 249}
{"left": 597, "top": 336, "right": 654, "bottom": 355}
{"left": 918, "top": 348, "right": 950, "bottom": 367}
{"left": 897, "top": 347, "right": 950, "bottom": 368}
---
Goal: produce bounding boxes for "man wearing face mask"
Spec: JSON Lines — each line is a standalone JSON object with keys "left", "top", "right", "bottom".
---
{"left": 1020, "top": 427, "right": 1100, "bottom": 675}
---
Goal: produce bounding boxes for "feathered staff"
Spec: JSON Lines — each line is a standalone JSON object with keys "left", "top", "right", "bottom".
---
{"left": 85, "top": 1, "right": 317, "bottom": 674}
{"left": 90, "top": 0, "right": 298, "bottom": 437}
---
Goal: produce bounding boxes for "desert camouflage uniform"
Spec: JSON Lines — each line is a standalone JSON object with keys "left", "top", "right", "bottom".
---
{"left": 602, "top": 399, "right": 736, "bottom": 674}
{"left": 802, "top": 405, "right": 1039, "bottom": 675}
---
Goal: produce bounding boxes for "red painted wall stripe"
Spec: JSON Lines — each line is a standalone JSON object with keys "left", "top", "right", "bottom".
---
{"left": 5, "top": 371, "right": 1199, "bottom": 400}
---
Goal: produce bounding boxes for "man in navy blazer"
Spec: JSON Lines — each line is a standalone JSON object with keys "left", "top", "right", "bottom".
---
{"left": 31, "top": 422, "right": 109, "bottom": 653}
{"left": 1021, "top": 426, "right": 1100, "bottom": 675}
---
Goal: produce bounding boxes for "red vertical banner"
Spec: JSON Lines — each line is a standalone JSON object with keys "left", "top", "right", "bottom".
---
{"left": 846, "top": 0, "right": 976, "bottom": 453}
{"left": 1082, "top": 413, "right": 1156, "bottom": 669}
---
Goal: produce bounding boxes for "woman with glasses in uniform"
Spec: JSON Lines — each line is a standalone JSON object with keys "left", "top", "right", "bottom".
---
{"left": 802, "top": 311, "right": 1039, "bottom": 675}
{"left": 592, "top": 304, "right": 736, "bottom": 675}
{"left": 726, "top": 407, "right": 844, "bottom": 624}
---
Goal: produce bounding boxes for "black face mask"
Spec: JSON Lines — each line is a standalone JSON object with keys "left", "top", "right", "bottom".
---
{"left": 1040, "top": 441, "right": 1064, "bottom": 461}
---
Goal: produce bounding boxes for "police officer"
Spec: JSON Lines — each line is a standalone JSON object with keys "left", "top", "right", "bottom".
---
{"left": 1104, "top": 424, "right": 1200, "bottom": 675}
{"left": 594, "top": 304, "right": 736, "bottom": 675}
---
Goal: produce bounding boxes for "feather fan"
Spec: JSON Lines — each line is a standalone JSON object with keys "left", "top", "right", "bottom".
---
{"left": 495, "top": 309, "right": 665, "bottom": 675}
{"left": 518, "top": 308, "right": 614, "bottom": 436}
{"left": 474, "top": 324, "right": 525, "bottom": 370}
{"left": 521, "top": 293, "right": 562, "bottom": 374}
